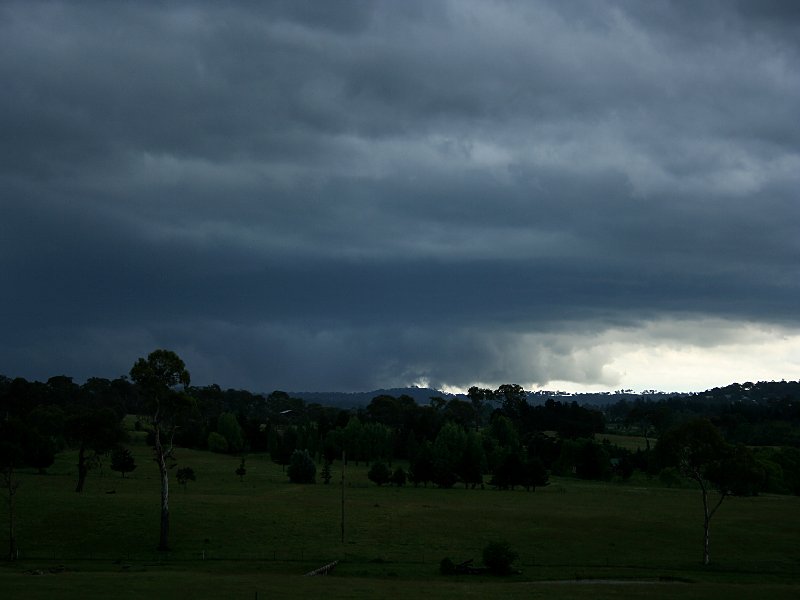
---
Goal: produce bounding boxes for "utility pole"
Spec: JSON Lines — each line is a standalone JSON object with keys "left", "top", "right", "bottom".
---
{"left": 341, "top": 450, "right": 346, "bottom": 544}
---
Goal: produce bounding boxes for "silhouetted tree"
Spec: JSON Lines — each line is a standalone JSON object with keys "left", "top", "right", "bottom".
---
{"left": 409, "top": 441, "right": 435, "bottom": 487}
{"left": 467, "top": 386, "right": 494, "bottom": 430}
{"left": 522, "top": 456, "right": 549, "bottom": 491}
{"left": 490, "top": 450, "right": 525, "bottom": 490}
{"left": 341, "top": 417, "right": 365, "bottom": 465}
{"left": 432, "top": 422, "right": 466, "bottom": 488}
{"left": 495, "top": 384, "right": 529, "bottom": 425}
{"left": 110, "top": 446, "right": 137, "bottom": 478}
{"left": 23, "top": 429, "right": 56, "bottom": 474}
{"left": 26, "top": 403, "right": 66, "bottom": 453}
{"left": 65, "top": 406, "right": 125, "bottom": 492}
{"left": 442, "top": 399, "right": 475, "bottom": 430}
{"left": 458, "top": 430, "right": 485, "bottom": 489}
{"left": 575, "top": 439, "right": 610, "bottom": 480}
{"left": 130, "top": 349, "right": 193, "bottom": 551}
{"left": 365, "top": 395, "right": 403, "bottom": 429}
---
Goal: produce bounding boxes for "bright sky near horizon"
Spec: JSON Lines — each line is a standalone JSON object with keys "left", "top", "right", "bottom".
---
{"left": 1, "top": 1, "right": 798, "bottom": 394}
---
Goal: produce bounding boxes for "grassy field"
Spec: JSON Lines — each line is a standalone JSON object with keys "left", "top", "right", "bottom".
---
{"left": 1, "top": 442, "right": 799, "bottom": 599}
{"left": 595, "top": 432, "right": 654, "bottom": 452}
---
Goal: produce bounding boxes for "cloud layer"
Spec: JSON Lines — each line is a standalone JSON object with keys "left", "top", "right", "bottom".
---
{"left": 2, "top": 1, "right": 799, "bottom": 392}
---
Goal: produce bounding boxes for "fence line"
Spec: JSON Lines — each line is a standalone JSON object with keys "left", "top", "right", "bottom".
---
{"left": 304, "top": 560, "right": 339, "bottom": 576}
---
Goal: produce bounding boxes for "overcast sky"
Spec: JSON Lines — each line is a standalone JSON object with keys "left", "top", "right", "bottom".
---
{"left": 2, "top": 1, "right": 798, "bottom": 394}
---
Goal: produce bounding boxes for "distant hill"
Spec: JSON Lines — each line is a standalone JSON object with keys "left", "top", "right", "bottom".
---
{"left": 283, "top": 381, "right": 799, "bottom": 411}
{"left": 286, "top": 387, "right": 689, "bottom": 409}
{"left": 529, "top": 390, "right": 688, "bottom": 408}
{"left": 288, "top": 387, "right": 463, "bottom": 409}
{"left": 693, "top": 380, "right": 800, "bottom": 404}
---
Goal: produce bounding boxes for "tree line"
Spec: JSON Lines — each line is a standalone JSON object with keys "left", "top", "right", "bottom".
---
{"left": 3, "top": 370, "right": 800, "bottom": 496}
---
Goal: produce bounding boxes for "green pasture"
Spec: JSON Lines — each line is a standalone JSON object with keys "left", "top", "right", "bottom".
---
{"left": 595, "top": 432, "right": 653, "bottom": 452}
{"left": 2, "top": 444, "right": 799, "bottom": 599}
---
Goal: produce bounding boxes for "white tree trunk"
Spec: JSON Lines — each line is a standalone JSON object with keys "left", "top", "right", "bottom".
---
{"left": 155, "top": 427, "right": 170, "bottom": 551}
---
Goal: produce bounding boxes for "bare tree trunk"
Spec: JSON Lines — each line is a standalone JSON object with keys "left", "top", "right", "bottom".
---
{"left": 697, "top": 476, "right": 711, "bottom": 565}
{"left": 341, "top": 450, "right": 345, "bottom": 545}
{"left": 154, "top": 427, "right": 170, "bottom": 551}
{"left": 702, "top": 492, "right": 711, "bottom": 566}
{"left": 699, "top": 477, "right": 726, "bottom": 566}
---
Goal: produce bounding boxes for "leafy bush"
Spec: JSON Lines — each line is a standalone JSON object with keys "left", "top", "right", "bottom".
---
{"left": 390, "top": 466, "right": 407, "bottom": 486}
{"left": 287, "top": 449, "right": 316, "bottom": 484}
{"left": 176, "top": 466, "right": 196, "bottom": 490}
{"left": 368, "top": 461, "right": 390, "bottom": 486}
{"left": 207, "top": 432, "right": 228, "bottom": 453}
{"left": 439, "top": 557, "right": 455, "bottom": 575}
{"left": 482, "top": 541, "right": 518, "bottom": 575}
{"left": 659, "top": 466, "right": 682, "bottom": 488}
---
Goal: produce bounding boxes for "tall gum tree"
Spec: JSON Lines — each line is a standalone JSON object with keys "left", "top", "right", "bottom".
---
{"left": 655, "top": 418, "right": 763, "bottom": 565}
{"left": 130, "top": 349, "right": 192, "bottom": 552}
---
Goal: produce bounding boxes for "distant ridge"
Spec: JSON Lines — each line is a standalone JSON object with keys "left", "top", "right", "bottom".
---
{"left": 281, "top": 381, "right": 799, "bottom": 411}
{"left": 284, "top": 387, "right": 687, "bottom": 409}
{"left": 287, "top": 387, "right": 462, "bottom": 409}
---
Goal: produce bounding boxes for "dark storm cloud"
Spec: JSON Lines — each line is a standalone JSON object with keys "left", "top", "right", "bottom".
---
{"left": 1, "top": 1, "right": 798, "bottom": 391}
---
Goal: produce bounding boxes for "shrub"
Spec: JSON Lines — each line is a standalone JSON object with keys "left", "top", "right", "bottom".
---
{"left": 390, "top": 466, "right": 407, "bottom": 487}
{"left": 482, "top": 541, "right": 518, "bottom": 575}
{"left": 176, "top": 467, "right": 196, "bottom": 490}
{"left": 439, "top": 557, "right": 455, "bottom": 575}
{"left": 659, "top": 466, "right": 682, "bottom": 488}
{"left": 207, "top": 432, "right": 228, "bottom": 453}
{"left": 287, "top": 449, "right": 316, "bottom": 484}
{"left": 321, "top": 460, "right": 332, "bottom": 484}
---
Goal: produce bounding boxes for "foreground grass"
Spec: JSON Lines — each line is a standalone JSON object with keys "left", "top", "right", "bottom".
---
{"left": 4, "top": 566, "right": 800, "bottom": 600}
{"left": 2, "top": 445, "right": 799, "bottom": 598}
